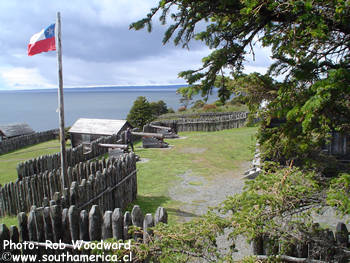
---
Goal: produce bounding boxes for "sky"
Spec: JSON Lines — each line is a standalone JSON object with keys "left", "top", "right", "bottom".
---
{"left": 0, "top": 0, "right": 273, "bottom": 90}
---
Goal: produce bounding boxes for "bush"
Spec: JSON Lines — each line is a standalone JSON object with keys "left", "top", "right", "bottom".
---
{"left": 167, "top": 107, "right": 175, "bottom": 113}
{"left": 214, "top": 100, "right": 224, "bottom": 107}
{"left": 178, "top": 106, "right": 186, "bottom": 112}
{"left": 150, "top": 100, "right": 169, "bottom": 116}
{"left": 192, "top": 100, "right": 205, "bottom": 109}
{"left": 229, "top": 95, "right": 245, "bottom": 105}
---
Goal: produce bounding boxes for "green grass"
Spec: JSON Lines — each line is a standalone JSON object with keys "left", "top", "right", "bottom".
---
{"left": 0, "top": 139, "right": 71, "bottom": 185}
{"left": 0, "top": 215, "right": 18, "bottom": 226}
{"left": 130, "top": 127, "right": 257, "bottom": 223}
{"left": 1, "top": 128, "right": 256, "bottom": 226}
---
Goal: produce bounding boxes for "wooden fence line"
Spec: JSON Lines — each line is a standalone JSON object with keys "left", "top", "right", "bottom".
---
{"left": 0, "top": 205, "right": 168, "bottom": 259}
{"left": 0, "top": 209, "right": 347, "bottom": 262}
{"left": 77, "top": 169, "right": 137, "bottom": 210}
{"left": 0, "top": 129, "right": 58, "bottom": 155}
{"left": 16, "top": 134, "right": 119, "bottom": 180}
{"left": 0, "top": 152, "right": 137, "bottom": 217}
{"left": 153, "top": 112, "right": 248, "bottom": 133}
{"left": 157, "top": 111, "right": 248, "bottom": 120}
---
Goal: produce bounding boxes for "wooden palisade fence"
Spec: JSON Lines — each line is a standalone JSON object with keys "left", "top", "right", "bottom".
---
{"left": 0, "top": 152, "right": 137, "bottom": 216}
{"left": 16, "top": 134, "right": 119, "bottom": 180}
{"left": 0, "top": 129, "right": 58, "bottom": 155}
{"left": 152, "top": 111, "right": 248, "bottom": 133}
{"left": 0, "top": 205, "right": 168, "bottom": 260}
{"left": 157, "top": 111, "right": 248, "bottom": 120}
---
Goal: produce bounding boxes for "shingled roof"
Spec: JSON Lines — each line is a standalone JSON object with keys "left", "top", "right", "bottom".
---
{"left": 69, "top": 118, "right": 130, "bottom": 136}
{"left": 0, "top": 123, "right": 35, "bottom": 138}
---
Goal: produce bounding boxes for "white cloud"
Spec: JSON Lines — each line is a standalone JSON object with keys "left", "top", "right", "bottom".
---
{"left": 0, "top": 67, "right": 55, "bottom": 90}
{"left": 0, "top": 1, "right": 274, "bottom": 90}
{"left": 92, "top": 0, "right": 158, "bottom": 26}
{"left": 62, "top": 46, "right": 211, "bottom": 87}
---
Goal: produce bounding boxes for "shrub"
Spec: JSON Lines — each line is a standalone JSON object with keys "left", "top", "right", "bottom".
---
{"left": 167, "top": 107, "right": 175, "bottom": 113}
{"left": 214, "top": 100, "right": 224, "bottom": 107}
{"left": 150, "top": 100, "right": 169, "bottom": 116}
{"left": 192, "top": 100, "right": 205, "bottom": 109}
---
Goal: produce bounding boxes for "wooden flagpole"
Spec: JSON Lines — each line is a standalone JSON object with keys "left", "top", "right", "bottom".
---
{"left": 56, "top": 12, "right": 67, "bottom": 189}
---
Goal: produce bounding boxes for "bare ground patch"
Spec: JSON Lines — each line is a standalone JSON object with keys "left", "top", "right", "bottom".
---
{"left": 177, "top": 147, "right": 207, "bottom": 154}
{"left": 168, "top": 161, "right": 249, "bottom": 222}
{"left": 168, "top": 161, "right": 252, "bottom": 260}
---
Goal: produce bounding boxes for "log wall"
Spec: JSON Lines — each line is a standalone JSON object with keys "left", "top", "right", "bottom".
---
{"left": 153, "top": 111, "right": 248, "bottom": 133}
{"left": 0, "top": 205, "right": 167, "bottom": 259}
{"left": 0, "top": 153, "right": 137, "bottom": 217}
{"left": 16, "top": 134, "right": 119, "bottom": 180}
{"left": 0, "top": 129, "right": 58, "bottom": 155}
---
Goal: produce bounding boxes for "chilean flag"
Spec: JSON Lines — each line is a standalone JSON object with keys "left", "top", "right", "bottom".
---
{"left": 28, "top": 24, "right": 56, "bottom": 56}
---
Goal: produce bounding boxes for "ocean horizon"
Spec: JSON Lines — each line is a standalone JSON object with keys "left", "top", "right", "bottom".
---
{"left": 0, "top": 85, "right": 218, "bottom": 132}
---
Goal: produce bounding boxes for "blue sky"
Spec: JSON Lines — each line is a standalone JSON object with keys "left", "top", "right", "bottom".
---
{"left": 0, "top": 0, "right": 273, "bottom": 90}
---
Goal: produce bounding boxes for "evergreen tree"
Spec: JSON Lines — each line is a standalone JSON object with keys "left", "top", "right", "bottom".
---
{"left": 127, "top": 1, "right": 350, "bottom": 261}
{"left": 150, "top": 100, "right": 169, "bottom": 117}
{"left": 127, "top": 96, "right": 154, "bottom": 129}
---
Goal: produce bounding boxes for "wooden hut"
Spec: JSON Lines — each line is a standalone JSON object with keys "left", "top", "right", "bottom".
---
{"left": 0, "top": 123, "right": 35, "bottom": 141}
{"left": 68, "top": 118, "right": 132, "bottom": 147}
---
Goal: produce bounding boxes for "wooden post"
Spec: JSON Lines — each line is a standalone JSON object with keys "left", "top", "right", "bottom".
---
{"left": 56, "top": 12, "right": 67, "bottom": 189}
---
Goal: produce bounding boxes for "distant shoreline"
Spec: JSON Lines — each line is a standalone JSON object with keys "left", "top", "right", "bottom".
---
{"left": 0, "top": 84, "right": 188, "bottom": 93}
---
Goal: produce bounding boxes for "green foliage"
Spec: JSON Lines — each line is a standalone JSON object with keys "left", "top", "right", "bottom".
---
{"left": 214, "top": 75, "right": 233, "bottom": 104}
{"left": 327, "top": 173, "right": 350, "bottom": 217}
{"left": 191, "top": 99, "right": 205, "bottom": 109}
{"left": 127, "top": 97, "right": 171, "bottom": 129}
{"left": 150, "top": 100, "right": 169, "bottom": 117}
{"left": 214, "top": 100, "right": 223, "bottom": 107}
{"left": 118, "top": 163, "right": 347, "bottom": 261}
{"left": 177, "top": 86, "right": 196, "bottom": 108}
{"left": 129, "top": 0, "right": 350, "bottom": 260}
{"left": 167, "top": 107, "right": 175, "bottom": 113}
{"left": 258, "top": 68, "right": 350, "bottom": 168}
{"left": 130, "top": 0, "right": 350, "bottom": 99}
{"left": 131, "top": 0, "right": 350, "bottom": 168}
{"left": 132, "top": 217, "right": 229, "bottom": 262}
{"left": 127, "top": 96, "right": 154, "bottom": 129}
{"left": 221, "top": 165, "right": 322, "bottom": 242}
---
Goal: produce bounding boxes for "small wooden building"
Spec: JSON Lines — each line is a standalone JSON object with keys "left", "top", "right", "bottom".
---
{"left": 68, "top": 118, "right": 132, "bottom": 147}
{"left": 0, "top": 123, "right": 35, "bottom": 141}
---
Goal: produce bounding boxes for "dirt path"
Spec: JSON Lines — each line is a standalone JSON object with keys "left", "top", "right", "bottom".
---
{"left": 168, "top": 157, "right": 252, "bottom": 260}
{"left": 168, "top": 168, "right": 247, "bottom": 221}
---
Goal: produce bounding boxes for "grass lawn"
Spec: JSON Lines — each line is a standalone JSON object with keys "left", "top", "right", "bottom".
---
{"left": 131, "top": 127, "right": 257, "bottom": 224}
{"left": 1, "top": 128, "right": 256, "bottom": 226}
{"left": 0, "top": 215, "right": 18, "bottom": 226}
{"left": 0, "top": 139, "right": 71, "bottom": 185}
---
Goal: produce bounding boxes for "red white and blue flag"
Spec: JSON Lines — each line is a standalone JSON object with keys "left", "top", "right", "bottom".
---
{"left": 28, "top": 24, "right": 56, "bottom": 56}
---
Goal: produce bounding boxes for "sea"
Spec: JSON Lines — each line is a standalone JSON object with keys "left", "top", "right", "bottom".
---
{"left": 0, "top": 85, "right": 217, "bottom": 132}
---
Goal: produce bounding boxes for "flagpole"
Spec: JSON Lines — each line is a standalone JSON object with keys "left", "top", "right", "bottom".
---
{"left": 56, "top": 11, "right": 67, "bottom": 189}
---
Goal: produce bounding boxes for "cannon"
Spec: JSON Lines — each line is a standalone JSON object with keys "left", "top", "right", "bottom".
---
{"left": 131, "top": 132, "right": 169, "bottom": 148}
